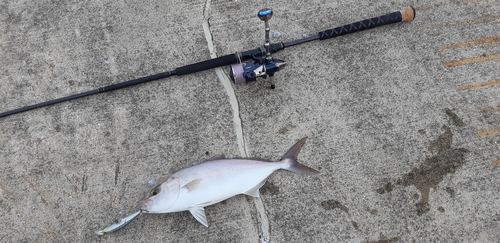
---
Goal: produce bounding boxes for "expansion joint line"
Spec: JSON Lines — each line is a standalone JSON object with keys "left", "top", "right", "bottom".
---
{"left": 202, "top": 0, "right": 247, "bottom": 157}
{"left": 201, "top": 1, "right": 270, "bottom": 242}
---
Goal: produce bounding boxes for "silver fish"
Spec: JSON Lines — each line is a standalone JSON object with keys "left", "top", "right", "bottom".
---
{"left": 138, "top": 137, "right": 320, "bottom": 227}
{"left": 95, "top": 210, "right": 141, "bottom": 235}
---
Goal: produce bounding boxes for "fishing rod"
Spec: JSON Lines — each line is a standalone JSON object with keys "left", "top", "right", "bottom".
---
{"left": 0, "top": 7, "right": 415, "bottom": 118}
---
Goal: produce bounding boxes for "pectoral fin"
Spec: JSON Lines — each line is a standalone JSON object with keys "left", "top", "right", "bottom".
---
{"left": 243, "top": 179, "right": 267, "bottom": 198}
{"left": 189, "top": 207, "right": 208, "bottom": 227}
{"left": 182, "top": 179, "right": 202, "bottom": 192}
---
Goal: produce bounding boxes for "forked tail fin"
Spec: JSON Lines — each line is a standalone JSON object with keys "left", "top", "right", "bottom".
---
{"left": 281, "top": 137, "right": 321, "bottom": 175}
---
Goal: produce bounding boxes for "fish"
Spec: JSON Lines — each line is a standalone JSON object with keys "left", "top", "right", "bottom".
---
{"left": 95, "top": 210, "right": 141, "bottom": 235}
{"left": 138, "top": 137, "right": 320, "bottom": 227}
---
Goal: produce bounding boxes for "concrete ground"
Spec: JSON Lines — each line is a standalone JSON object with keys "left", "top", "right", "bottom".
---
{"left": 1, "top": 0, "right": 499, "bottom": 242}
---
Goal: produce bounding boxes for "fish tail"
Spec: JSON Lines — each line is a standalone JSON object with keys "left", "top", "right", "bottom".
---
{"left": 281, "top": 137, "right": 320, "bottom": 175}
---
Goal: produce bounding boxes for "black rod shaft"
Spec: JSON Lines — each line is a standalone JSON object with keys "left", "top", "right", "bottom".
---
{"left": 0, "top": 90, "right": 100, "bottom": 118}
{"left": 0, "top": 71, "right": 174, "bottom": 118}
{"left": 0, "top": 7, "right": 414, "bottom": 118}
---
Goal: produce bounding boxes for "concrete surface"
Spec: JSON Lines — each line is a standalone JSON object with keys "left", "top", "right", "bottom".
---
{"left": 1, "top": 0, "right": 499, "bottom": 242}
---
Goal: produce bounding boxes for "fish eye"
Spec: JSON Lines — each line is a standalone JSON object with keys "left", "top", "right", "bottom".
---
{"left": 150, "top": 187, "right": 160, "bottom": 196}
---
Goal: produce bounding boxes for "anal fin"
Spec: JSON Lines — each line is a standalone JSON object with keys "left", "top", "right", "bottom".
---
{"left": 189, "top": 207, "right": 209, "bottom": 227}
{"left": 243, "top": 179, "right": 267, "bottom": 198}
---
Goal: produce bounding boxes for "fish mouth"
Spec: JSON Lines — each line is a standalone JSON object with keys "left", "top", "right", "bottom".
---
{"left": 139, "top": 202, "right": 150, "bottom": 213}
{"left": 136, "top": 190, "right": 153, "bottom": 211}
{"left": 136, "top": 198, "right": 150, "bottom": 213}
{"left": 138, "top": 205, "right": 149, "bottom": 213}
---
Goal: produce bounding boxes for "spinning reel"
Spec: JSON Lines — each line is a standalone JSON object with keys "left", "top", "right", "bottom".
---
{"left": 229, "top": 8, "right": 285, "bottom": 89}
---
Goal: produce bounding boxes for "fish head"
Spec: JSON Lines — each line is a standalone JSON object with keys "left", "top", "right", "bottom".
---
{"left": 138, "top": 177, "right": 180, "bottom": 213}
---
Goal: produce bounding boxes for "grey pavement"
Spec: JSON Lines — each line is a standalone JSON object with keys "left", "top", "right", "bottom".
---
{"left": 1, "top": 0, "right": 499, "bottom": 242}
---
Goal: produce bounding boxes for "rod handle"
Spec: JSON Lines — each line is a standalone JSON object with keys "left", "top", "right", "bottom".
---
{"left": 175, "top": 53, "right": 239, "bottom": 76}
{"left": 318, "top": 7, "right": 415, "bottom": 40}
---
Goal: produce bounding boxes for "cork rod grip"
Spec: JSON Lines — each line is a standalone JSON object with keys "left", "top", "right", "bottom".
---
{"left": 400, "top": 7, "right": 416, "bottom": 22}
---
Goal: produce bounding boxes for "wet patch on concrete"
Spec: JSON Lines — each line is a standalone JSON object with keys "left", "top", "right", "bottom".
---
{"left": 321, "top": 199, "right": 360, "bottom": 231}
{"left": 278, "top": 124, "right": 297, "bottom": 135}
{"left": 445, "top": 187, "right": 455, "bottom": 197}
{"left": 368, "top": 208, "right": 379, "bottom": 215}
{"left": 376, "top": 182, "right": 394, "bottom": 194}
{"left": 351, "top": 220, "right": 359, "bottom": 230}
{"left": 444, "top": 108, "right": 466, "bottom": 127}
{"left": 321, "top": 199, "right": 349, "bottom": 213}
{"left": 378, "top": 125, "right": 469, "bottom": 215}
{"left": 368, "top": 234, "right": 402, "bottom": 243}
{"left": 260, "top": 181, "right": 280, "bottom": 196}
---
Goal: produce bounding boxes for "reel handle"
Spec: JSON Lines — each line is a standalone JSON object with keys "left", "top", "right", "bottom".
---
{"left": 318, "top": 7, "right": 415, "bottom": 40}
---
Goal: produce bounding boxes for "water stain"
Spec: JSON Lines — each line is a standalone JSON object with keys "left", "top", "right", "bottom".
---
{"left": 404, "top": 125, "right": 468, "bottom": 215}
{"left": 369, "top": 209, "right": 378, "bottom": 215}
{"left": 445, "top": 187, "right": 455, "bottom": 197}
{"left": 369, "top": 234, "right": 402, "bottom": 243}
{"left": 444, "top": 108, "right": 465, "bottom": 127}
{"left": 321, "top": 199, "right": 349, "bottom": 214}
{"left": 260, "top": 181, "right": 280, "bottom": 196}
{"left": 321, "top": 199, "right": 360, "bottom": 231}
{"left": 378, "top": 125, "right": 469, "bottom": 215}
{"left": 351, "top": 220, "right": 359, "bottom": 230}
{"left": 376, "top": 182, "right": 394, "bottom": 194}
{"left": 278, "top": 124, "right": 297, "bottom": 135}
{"left": 40, "top": 197, "right": 48, "bottom": 206}
{"left": 44, "top": 229, "right": 58, "bottom": 240}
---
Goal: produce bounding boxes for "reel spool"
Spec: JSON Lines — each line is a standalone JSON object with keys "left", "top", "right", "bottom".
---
{"left": 230, "top": 8, "right": 286, "bottom": 89}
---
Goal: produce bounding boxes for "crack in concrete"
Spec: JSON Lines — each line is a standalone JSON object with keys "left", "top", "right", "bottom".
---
{"left": 201, "top": 1, "right": 270, "bottom": 242}
{"left": 202, "top": 0, "right": 247, "bottom": 157}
